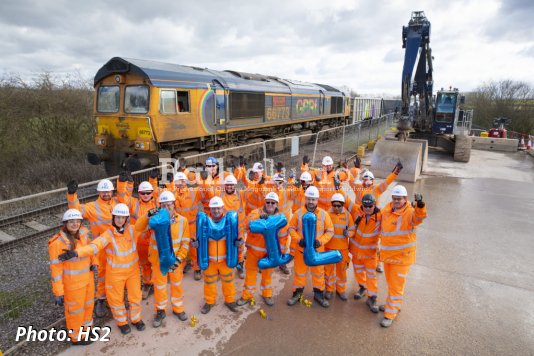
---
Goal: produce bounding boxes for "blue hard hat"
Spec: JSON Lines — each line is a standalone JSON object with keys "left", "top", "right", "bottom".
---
{"left": 205, "top": 157, "right": 218, "bottom": 165}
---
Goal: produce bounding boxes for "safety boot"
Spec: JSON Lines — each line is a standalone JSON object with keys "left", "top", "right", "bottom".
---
{"left": 313, "top": 288, "right": 330, "bottom": 308}
{"left": 95, "top": 299, "right": 107, "bottom": 317}
{"left": 183, "top": 261, "right": 192, "bottom": 274}
{"left": 324, "top": 291, "right": 334, "bottom": 300}
{"left": 201, "top": 303, "right": 214, "bottom": 314}
{"left": 194, "top": 270, "right": 202, "bottom": 281}
{"left": 354, "top": 285, "right": 367, "bottom": 300}
{"left": 287, "top": 288, "right": 304, "bottom": 306}
{"left": 336, "top": 291, "right": 348, "bottom": 301}
{"left": 236, "top": 297, "right": 251, "bottom": 306}
{"left": 366, "top": 296, "right": 379, "bottom": 313}
{"left": 278, "top": 264, "right": 290, "bottom": 275}
{"left": 379, "top": 304, "right": 401, "bottom": 313}
{"left": 236, "top": 262, "right": 245, "bottom": 279}
{"left": 173, "top": 311, "right": 188, "bottom": 321}
{"left": 153, "top": 310, "right": 166, "bottom": 328}
{"left": 225, "top": 302, "right": 239, "bottom": 313}
{"left": 142, "top": 284, "right": 153, "bottom": 300}
{"left": 262, "top": 296, "right": 274, "bottom": 306}
{"left": 380, "top": 317, "right": 393, "bottom": 328}
{"left": 132, "top": 320, "right": 146, "bottom": 331}
{"left": 119, "top": 324, "right": 131, "bottom": 335}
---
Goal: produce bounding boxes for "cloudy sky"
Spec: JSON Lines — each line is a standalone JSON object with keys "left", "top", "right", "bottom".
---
{"left": 1, "top": 0, "right": 533, "bottom": 96}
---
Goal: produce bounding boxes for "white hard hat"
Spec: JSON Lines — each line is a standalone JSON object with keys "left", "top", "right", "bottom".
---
{"left": 159, "top": 191, "right": 176, "bottom": 203}
{"left": 62, "top": 209, "right": 83, "bottom": 222}
{"left": 362, "top": 171, "right": 375, "bottom": 180}
{"left": 97, "top": 179, "right": 114, "bottom": 192}
{"left": 112, "top": 203, "right": 130, "bottom": 216}
{"left": 138, "top": 181, "right": 154, "bottom": 192}
{"left": 224, "top": 175, "right": 237, "bottom": 185}
{"left": 265, "top": 192, "right": 279, "bottom": 203}
{"left": 252, "top": 162, "right": 264, "bottom": 172}
{"left": 209, "top": 196, "right": 224, "bottom": 208}
{"left": 392, "top": 185, "right": 408, "bottom": 197}
{"left": 331, "top": 193, "right": 345, "bottom": 203}
{"left": 174, "top": 172, "right": 187, "bottom": 181}
{"left": 304, "top": 186, "right": 320, "bottom": 199}
{"left": 273, "top": 173, "right": 285, "bottom": 181}
{"left": 322, "top": 156, "right": 334, "bottom": 165}
{"left": 300, "top": 172, "right": 312, "bottom": 182}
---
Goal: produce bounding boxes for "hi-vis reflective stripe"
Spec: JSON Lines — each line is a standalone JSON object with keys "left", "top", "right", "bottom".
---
{"left": 52, "top": 275, "right": 62, "bottom": 282}
{"left": 381, "top": 229, "right": 415, "bottom": 237}
{"left": 333, "top": 234, "right": 346, "bottom": 239}
{"left": 107, "top": 256, "right": 139, "bottom": 268}
{"left": 132, "top": 201, "right": 141, "bottom": 220}
{"left": 109, "top": 226, "right": 136, "bottom": 256}
{"left": 357, "top": 229, "right": 379, "bottom": 238}
{"left": 63, "top": 267, "right": 90, "bottom": 275}
{"left": 380, "top": 242, "right": 416, "bottom": 250}
{"left": 50, "top": 259, "right": 60, "bottom": 265}
{"left": 92, "top": 202, "right": 112, "bottom": 226}
{"left": 246, "top": 244, "right": 267, "bottom": 252}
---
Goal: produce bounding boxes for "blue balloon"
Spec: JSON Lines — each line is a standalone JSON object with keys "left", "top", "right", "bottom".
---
{"left": 249, "top": 214, "right": 292, "bottom": 270}
{"left": 302, "top": 212, "right": 342, "bottom": 266}
{"left": 196, "top": 211, "right": 240, "bottom": 270}
{"left": 149, "top": 209, "right": 177, "bottom": 275}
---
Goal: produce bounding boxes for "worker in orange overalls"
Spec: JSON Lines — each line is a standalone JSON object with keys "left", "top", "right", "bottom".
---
{"left": 236, "top": 192, "right": 289, "bottom": 307}
{"left": 66, "top": 178, "right": 118, "bottom": 317}
{"left": 350, "top": 193, "right": 381, "bottom": 313}
{"left": 117, "top": 175, "right": 158, "bottom": 300}
{"left": 198, "top": 157, "right": 232, "bottom": 212}
{"left": 194, "top": 196, "right": 240, "bottom": 314}
{"left": 49, "top": 209, "right": 96, "bottom": 346}
{"left": 324, "top": 193, "right": 355, "bottom": 301}
{"left": 378, "top": 185, "right": 427, "bottom": 328}
{"left": 288, "top": 186, "right": 334, "bottom": 308}
{"left": 135, "top": 191, "right": 191, "bottom": 328}
{"left": 59, "top": 204, "right": 145, "bottom": 335}
{"left": 291, "top": 171, "right": 314, "bottom": 213}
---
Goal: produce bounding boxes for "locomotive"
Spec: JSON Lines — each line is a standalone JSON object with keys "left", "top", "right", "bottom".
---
{"left": 88, "top": 57, "right": 351, "bottom": 174}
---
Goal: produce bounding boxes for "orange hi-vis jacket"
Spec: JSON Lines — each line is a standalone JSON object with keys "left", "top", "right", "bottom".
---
{"left": 67, "top": 193, "right": 118, "bottom": 239}
{"left": 199, "top": 171, "right": 232, "bottom": 211}
{"left": 116, "top": 180, "right": 157, "bottom": 224}
{"left": 351, "top": 172, "right": 398, "bottom": 205}
{"left": 135, "top": 212, "right": 191, "bottom": 264}
{"left": 49, "top": 227, "right": 95, "bottom": 296}
{"left": 246, "top": 209, "right": 290, "bottom": 258}
{"left": 379, "top": 202, "right": 427, "bottom": 265}
{"left": 288, "top": 207, "right": 334, "bottom": 256}
{"left": 234, "top": 166, "right": 271, "bottom": 214}
{"left": 326, "top": 208, "right": 355, "bottom": 250}
{"left": 77, "top": 225, "right": 139, "bottom": 274}
{"left": 164, "top": 182, "right": 203, "bottom": 225}
{"left": 350, "top": 207, "right": 382, "bottom": 259}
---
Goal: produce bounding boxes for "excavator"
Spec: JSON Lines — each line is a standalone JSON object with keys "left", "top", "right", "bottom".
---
{"left": 372, "top": 11, "right": 473, "bottom": 181}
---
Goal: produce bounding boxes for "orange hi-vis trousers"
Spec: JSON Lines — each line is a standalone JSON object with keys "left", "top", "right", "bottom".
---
{"left": 293, "top": 250, "right": 325, "bottom": 291}
{"left": 204, "top": 260, "right": 236, "bottom": 304}
{"left": 137, "top": 236, "right": 152, "bottom": 285}
{"left": 106, "top": 270, "right": 142, "bottom": 326}
{"left": 383, "top": 263, "right": 411, "bottom": 320}
{"left": 324, "top": 249, "right": 349, "bottom": 293}
{"left": 352, "top": 254, "right": 379, "bottom": 297}
{"left": 64, "top": 281, "right": 94, "bottom": 343}
{"left": 152, "top": 260, "right": 185, "bottom": 313}
{"left": 242, "top": 253, "right": 274, "bottom": 300}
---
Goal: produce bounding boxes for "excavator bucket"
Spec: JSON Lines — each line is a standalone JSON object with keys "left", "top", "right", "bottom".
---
{"left": 370, "top": 139, "right": 427, "bottom": 182}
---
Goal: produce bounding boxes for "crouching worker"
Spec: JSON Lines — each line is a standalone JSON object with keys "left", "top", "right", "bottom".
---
{"left": 59, "top": 204, "right": 145, "bottom": 335}
{"left": 135, "top": 191, "right": 191, "bottom": 327}
{"left": 49, "top": 209, "right": 96, "bottom": 345}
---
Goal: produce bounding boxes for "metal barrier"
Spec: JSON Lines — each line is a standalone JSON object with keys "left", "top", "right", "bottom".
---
{"left": 0, "top": 113, "right": 394, "bottom": 353}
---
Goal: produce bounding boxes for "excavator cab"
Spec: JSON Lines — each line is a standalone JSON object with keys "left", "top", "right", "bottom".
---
{"left": 433, "top": 89, "right": 460, "bottom": 134}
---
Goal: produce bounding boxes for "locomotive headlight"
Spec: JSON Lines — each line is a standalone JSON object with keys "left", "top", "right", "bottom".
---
{"left": 95, "top": 136, "right": 107, "bottom": 147}
{"left": 135, "top": 140, "right": 151, "bottom": 151}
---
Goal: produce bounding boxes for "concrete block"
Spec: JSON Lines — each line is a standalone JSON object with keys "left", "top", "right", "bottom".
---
{"left": 371, "top": 139, "right": 423, "bottom": 183}
{"left": 24, "top": 220, "right": 50, "bottom": 231}
{"left": 0, "top": 230, "right": 16, "bottom": 243}
{"left": 471, "top": 137, "right": 518, "bottom": 152}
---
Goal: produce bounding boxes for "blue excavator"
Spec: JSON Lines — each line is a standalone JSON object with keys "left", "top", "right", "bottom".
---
{"left": 395, "top": 11, "right": 472, "bottom": 162}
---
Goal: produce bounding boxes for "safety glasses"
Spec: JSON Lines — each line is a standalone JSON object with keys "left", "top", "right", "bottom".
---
{"left": 332, "top": 204, "right": 343, "bottom": 208}
{"left": 139, "top": 192, "right": 152, "bottom": 195}
{"left": 265, "top": 201, "right": 277, "bottom": 205}
{"left": 206, "top": 165, "right": 216, "bottom": 168}
{"left": 363, "top": 204, "right": 374, "bottom": 208}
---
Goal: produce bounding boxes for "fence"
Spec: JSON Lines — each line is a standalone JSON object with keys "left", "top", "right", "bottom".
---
{"left": 0, "top": 113, "right": 394, "bottom": 353}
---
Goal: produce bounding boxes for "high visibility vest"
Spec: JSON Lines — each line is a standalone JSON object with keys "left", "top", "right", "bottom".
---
{"left": 326, "top": 209, "right": 354, "bottom": 250}
{"left": 350, "top": 209, "right": 381, "bottom": 258}
{"left": 288, "top": 207, "right": 334, "bottom": 255}
{"left": 245, "top": 209, "right": 289, "bottom": 258}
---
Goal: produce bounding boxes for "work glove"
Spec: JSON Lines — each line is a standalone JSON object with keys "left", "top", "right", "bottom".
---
{"left": 67, "top": 180, "right": 78, "bottom": 194}
{"left": 298, "top": 239, "right": 306, "bottom": 248}
{"left": 90, "top": 265, "right": 98, "bottom": 273}
{"left": 191, "top": 240, "right": 199, "bottom": 249}
{"left": 127, "top": 171, "right": 134, "bottom": 182}
{"left": 177, "top": 158, "right": 187, "bottom": 172}
{"left": 355, "top": 216, "right": 362, "bottom": 227}
{"left": 58, "top": 249, "right": 78, "bottom": 261}
{"left": 313, "top": 240, "right": 321, "bottom": 248}
{"left": 334, "top": 176, "right": 341, "bottom": 190}
{"left": 200, "top": 170, "right": 208, "bottom": 180}
{"left": 340, "top": 159, "right": 348, "bottom": 169}
{"left": 55, "top": 296, "right": 64, "bottom": 307}
{"left": 354, "top": 156, "right": 361, "bottom": 168}
{"left": 288, "top": 168, "right": 296, "bottom": 179}
{"left": 293, "top": 180, "right": 301, "bottom": 188}
{"left": 276, "top": 162, "right": 284, "bottom": 173}
{"left": 166, "top": 172, "right": 174, "bottom": 182}
{"left": 373, "top": 206, "right": 380, "bottom": 214}
{"left": 234, "top": 238, "right": 245, "bottom": 247}
{"left": 343, "top": 228, "right": 350, "bottom": 237}
{"left": 248, "top": 170, "right": 255, "bottom": 181}
{"left": 239, "top": 156, "right": 247, "bottom": 167}
{"left": 302, "top": 155, "right": 309, "bottom": 165}
{"left": 119, "top": 171, "right": 129, "bottom": 182}
{"left": 260, "top": 213, "right": 268, "bottom": 220}
{"left": 149, "top": 168, "right": 160, "bottom": 179}
{"left": 315, "top": 173, "right": 322, "bottom": 182}
{"left": 392, "top": 161, "right": 404, "bottom": 175}
{"left": 147, "top": 208, "right": 158, "bottom": 217}
{"left": 169, "top": 258, "right": 181, "bottom": 272}
{"left": 258, "top": 175, "right": 265, "bottom": 185}
{"left": 414, "top": 193, "right": 425, "bottom": 208}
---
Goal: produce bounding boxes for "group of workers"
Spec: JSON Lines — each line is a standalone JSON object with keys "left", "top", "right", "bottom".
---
{"left": 48, "top": 154, "right": 427, "bottom": 345}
